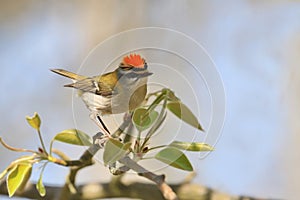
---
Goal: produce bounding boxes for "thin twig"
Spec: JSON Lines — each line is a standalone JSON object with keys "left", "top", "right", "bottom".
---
{"left": 52, "top": 148, "right": 71, "bottom": 161}
{"left": 0, "top": 137, "right": 37, "bottom": 154}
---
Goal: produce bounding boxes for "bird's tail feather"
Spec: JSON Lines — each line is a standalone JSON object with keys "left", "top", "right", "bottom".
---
{"left": 50, "top": 69, "right": 86, "bottom": 81}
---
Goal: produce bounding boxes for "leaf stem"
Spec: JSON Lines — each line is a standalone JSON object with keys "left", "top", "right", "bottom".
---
{"left": 141, "top": 92, "right": 168, "bottom": 149}
{"left": 51, "top": 148, "right": 70, "bottom": 161}
{"left": 49, "top": 140, "right": 54, "bottom": 156}
{"left": 144, "top": 89, "right": 162, "bottom": 101}
{"left": 146, "top": 92, "right": 166, "bottom": 114}
{"left": 137, "top": 130, "right": 142, "bottom": 149}
{"left": 0, "top": 137, "right": 37, "bottom": 153}
{"left": 146, "top": 145, "right": 168, "bottom": 152}
{"left": 37, "top": 129, "right": 48, "bottom": 156}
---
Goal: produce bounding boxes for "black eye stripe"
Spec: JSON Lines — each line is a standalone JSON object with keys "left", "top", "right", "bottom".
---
{"left": 121, "top": 67, "right": 132, "bottom": 71}
{"left": 132, "top": 67, "right": 145, "bottom": 71}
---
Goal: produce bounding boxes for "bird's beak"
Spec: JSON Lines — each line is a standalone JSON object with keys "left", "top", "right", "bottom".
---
{"left": 140, "top": 72, "right": 153, "bottom": 77}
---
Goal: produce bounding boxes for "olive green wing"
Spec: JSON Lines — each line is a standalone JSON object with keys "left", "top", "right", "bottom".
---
{"left": 64, "top": 72, "right": 118, "bottom": 96}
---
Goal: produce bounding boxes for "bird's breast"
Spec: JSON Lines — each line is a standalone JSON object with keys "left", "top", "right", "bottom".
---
{"left": 81, "top": 92, "right": 112, "bottom": 114}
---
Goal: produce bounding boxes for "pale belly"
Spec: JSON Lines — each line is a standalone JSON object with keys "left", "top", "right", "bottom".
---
{"left": 81, "top": 92, "right": 112, "bottom": 114}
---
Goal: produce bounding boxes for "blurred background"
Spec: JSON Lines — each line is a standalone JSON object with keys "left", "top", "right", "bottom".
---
{"left": 0, "top": 0, "right": 299, "bottom": 199}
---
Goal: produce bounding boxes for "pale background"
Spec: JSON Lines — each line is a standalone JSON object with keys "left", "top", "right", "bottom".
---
{"left": 1, "top": 1, "right": 300, "bottom": 200}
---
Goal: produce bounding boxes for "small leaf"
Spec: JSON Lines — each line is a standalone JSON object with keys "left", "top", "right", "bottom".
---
{"left": 167, "top": 101, "right": 204, "bottom": 131}
{"left": 26, "top": 112, "right": 41, "bottom": 130}
{"left": 36, "top": 172, "right": 46, "bottom": 197}
{"left": 1, "top": 156, "right": 34, "bottom": 180}
{"left": 53, "top": 129, "right": 92, "bottom": 146}
{"left": 133, "top": 108, "right": 159, "bottom": 131}
{"left": 7, "top": 162, "right": 32, "bottom": 197}
{"left": 170, "top": 141, "right": 214, "bottom": 151}
{"left": 155, "top": 147, "right": 193, "bottom": 171}
{"left": 103, "top": 138, "right": 131, "bottom": 165}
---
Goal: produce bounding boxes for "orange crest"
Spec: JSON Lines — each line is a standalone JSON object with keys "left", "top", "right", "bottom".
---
{"left": 122, "top": 54, "right": 145, "bottom": 68}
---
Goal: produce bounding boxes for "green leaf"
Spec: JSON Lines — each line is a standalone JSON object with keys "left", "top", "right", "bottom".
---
{"left": 133, "top": 108, "right": 159, "bottom": 132}
{"left": 53, "top": 129, "right": 92, "bottom": 146}
{"left": 7, "top": 162, "right": 32, "bottom": 197}
{"left": 26, "top": 112, "right": 41, "bottom": 130}
{"left": 170, "top": 141, "right": 214, "bottom": 151}
{"left": 36, "top": 172, "right": 46, "bottom": 197}
{"left": 0, "top": 156, "right": 34, "bottom": 180}
{"left": 103, "top": 138, "right": 131, "bottom": 165}
{"left": 155, "top": 147, "right": 193, "bottom": 171}
{"left": 167, "top": 101, "right": 204, "bottom": 131}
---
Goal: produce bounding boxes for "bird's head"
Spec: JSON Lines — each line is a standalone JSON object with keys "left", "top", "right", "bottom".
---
{"left": 118, "top": 54, "right": 152, "bottom": 78}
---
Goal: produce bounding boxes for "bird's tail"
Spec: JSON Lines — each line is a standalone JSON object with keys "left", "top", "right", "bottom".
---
{"left": 50, "top": 69, "right": 86, "bottom": 81}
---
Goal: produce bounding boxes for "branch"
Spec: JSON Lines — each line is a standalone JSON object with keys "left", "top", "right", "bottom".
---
{"left": 58, "top": 144, "right": 101, "bottom": 199}
{"left": 119, "top": 156, "right": 177, "bottom": 200}
{"left": 0, "top": 112, "right": 277, "bottom": 200}
{"left": 0, "top": 178, "right": 276, "bottom": 200}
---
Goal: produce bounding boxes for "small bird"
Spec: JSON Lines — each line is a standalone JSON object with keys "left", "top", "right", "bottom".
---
{"left": 51, "top": 54, "right": 152, "bottom": 135}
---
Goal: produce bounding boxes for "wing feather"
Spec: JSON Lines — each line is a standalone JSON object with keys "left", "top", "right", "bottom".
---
{"left": 64, "top": 77, "right": 115, "bottom": 96}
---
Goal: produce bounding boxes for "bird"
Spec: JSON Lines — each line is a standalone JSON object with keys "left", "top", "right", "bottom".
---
{"left": 51, "top": 54, "right": 152, "bottom": 136}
